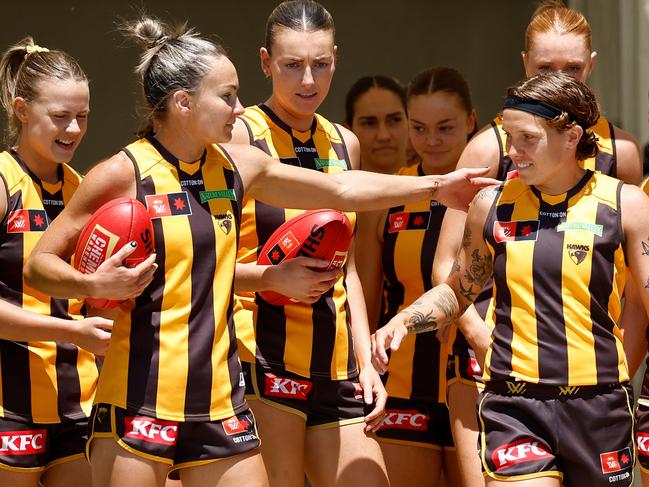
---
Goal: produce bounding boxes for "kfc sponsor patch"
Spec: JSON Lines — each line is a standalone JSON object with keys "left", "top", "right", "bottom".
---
{"left": 124, "top": 416, "right": 178, "bottom": 445}
{"left": 492, "top": 438, "right": 551, "bottom": 471}
{"left": 0, "top": 430, "right": 46, "bottom": 455}
{"left": 381, "top": 410, "right": 429, "bottom": 431}
{"left": 264, "top": 373, "right": 312, "bottom": 400}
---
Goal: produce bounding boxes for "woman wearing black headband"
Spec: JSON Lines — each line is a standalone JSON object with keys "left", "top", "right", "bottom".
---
{"left": 373, "top": 72, "right": 647, "bottom": 487}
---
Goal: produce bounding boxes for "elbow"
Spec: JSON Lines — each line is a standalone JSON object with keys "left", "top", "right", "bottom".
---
{"left": 23, "top": 256, "right": 39, "bottom": 288}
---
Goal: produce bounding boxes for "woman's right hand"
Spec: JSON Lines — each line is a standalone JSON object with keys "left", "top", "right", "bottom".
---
{"left": 264, "top": 257, "right": 340, "bottom": 304}
{"left": 86, "top": 242, "right": 157, "bottom": 301}
{"left": 72, "top": 316, "right": 113, "bottom": 356}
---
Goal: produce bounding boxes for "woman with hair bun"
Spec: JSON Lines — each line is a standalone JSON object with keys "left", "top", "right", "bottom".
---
{"left": 374, "top": 72, "right": 646, "bottom": 487}
{"left": 24, "top": 15, "right": 493, "bottom": 487}
{"left": 0, "top": 38, "right": 112, "bottom": 487}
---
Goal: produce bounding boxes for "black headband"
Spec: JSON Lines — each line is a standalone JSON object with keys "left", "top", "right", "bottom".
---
{"left": 503, "top": 96, "right": 565, "bottom": 121}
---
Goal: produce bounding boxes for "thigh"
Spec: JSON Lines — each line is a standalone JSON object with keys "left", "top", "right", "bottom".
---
{"left": 442, "top": 447, "right": 462, "bottom": 487}
{"left": 90, "top": 437, "right": 169, "bottom": 487}
{"left": 0, "top": 469, "right": 41, "bottom": 487}
{"left": 448, "top": 381, "right": 485, "bottom": 487}
{"left": 379, "top": 441, "right": 442, "bottom": 487}
{"left": 247, "top": 398, "right": 306, "bottom": 487}
{"left": 486, "top": 477, "right": 561, "bottom": 487}
{"left": 42, "top": 457, "right": 91, "bottom": 487}
{"left": 643, "top": 470, "right": 649, "bottom": 487}
{"left": 179, "top": 450, "right": 268, "bottom": 487}
{"left": 305, "top": 421, "right": 388, "bottom": 487}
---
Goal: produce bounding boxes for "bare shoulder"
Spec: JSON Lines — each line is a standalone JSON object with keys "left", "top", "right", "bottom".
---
{"left": 335, "top": 123, "right": 360, "bottom": 170}
{"left": 612, "top": 124, "right": 642, "bottom": 185}
{"left": 230, "top": 117, "right": 252, "bottom": 145}
{"left": 469, "top": 184, "right": 500, "bottom": 219}
{"left": 620, "top": 182, "right": 649, "bottom": 208}
{"left": 457, "top": 123, "right": 501, "bottom": 175}
{"left": 80, "top": 151, "right": 136, "bottom": 203}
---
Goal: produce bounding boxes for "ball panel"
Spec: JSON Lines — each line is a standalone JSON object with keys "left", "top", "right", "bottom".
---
{"left": 256, "top": 209, "right": 352, "bottom": 306}
{"left": 74, "top": 198, "right": 154, "bottom": 309}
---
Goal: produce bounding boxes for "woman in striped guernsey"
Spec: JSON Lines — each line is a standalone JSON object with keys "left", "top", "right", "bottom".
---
{"left": 356, "top": 67, "right": 475, "bottom": 487}
{"left": 0, "top": 39, "right": 113, "bottom": 486}
{"left": 24, "top": 15, "right": 493, "bottom": 487}
{"left": 373, "top": 72, "right": 648, "bottom": 487}
{"left": 432, "top": 3, "right": 643, "bottom": 485}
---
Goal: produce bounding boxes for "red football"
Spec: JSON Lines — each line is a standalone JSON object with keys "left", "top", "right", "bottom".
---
{"left": 74, "top": 198, "right": 155, "bottom": 309}
{"left": 257, "top": 209, "right": 353, "bottom": 306}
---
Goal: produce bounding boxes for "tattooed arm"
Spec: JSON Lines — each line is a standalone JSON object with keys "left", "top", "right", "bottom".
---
{"left": 372, "top": 186, "right": 498, "bottom": 372}
{"left": 620, "top": 184, "right": 649, "bottom": 375}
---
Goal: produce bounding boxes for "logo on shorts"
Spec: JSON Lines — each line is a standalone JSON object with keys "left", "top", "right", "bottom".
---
{"left": 637, "top": 433, "right": 649, "bottom": 456}
{"left": 124, "top": 416, "right": 178, "bottom": 445}
{"left": 381, "top": 410, "right": 429, "bottom": 431}
{"left": 222, "top": 415, "right": 252, "bottom": 436}
{"left": 0, "top": 430, "right": 47, "bottom": 455}
{"left": 600, "top": 447, "right": 632, "bottom": 474}
{"left": 467, "top": 357, "right": 482, "bottom": 379}
{"left": 264, "top": 374, "right": 312, "bottom": 400}
{"left": 492, "top": 438, "right": 551, "bottom": 471}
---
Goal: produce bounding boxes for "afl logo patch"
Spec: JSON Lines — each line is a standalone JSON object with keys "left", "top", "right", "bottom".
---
{"left": 566, "top": 243, "right": 590, "bottom": 265}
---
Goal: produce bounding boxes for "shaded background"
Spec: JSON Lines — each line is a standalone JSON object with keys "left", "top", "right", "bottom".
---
{"left": 1, "top": 1, "right": 647, "bottom": 173}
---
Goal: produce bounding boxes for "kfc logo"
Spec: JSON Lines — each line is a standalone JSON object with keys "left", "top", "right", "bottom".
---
{"left": 264, "top": 374, "right": 312, "bottom": 400}
{"left": 381, "top": 410, "right": 429, "bottom": 431}
{"left": 637, "top": 433, "right": 649, "bottom": 456}
{"left": 467, "top": 357, "right": 482, "bottom": 378}
{"left": 124, "top": 416, "right": 178, "bottom": 445}
{"left": 0, "top": 430, "right": 46, "bottom": 455}
{"left": 492, "top": 438, "right": 551, "bottom": 471}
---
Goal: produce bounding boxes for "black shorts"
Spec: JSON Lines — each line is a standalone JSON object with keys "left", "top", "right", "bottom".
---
{"left": 635, "top": 370, "right": 649, "bottom": 472}
{"left": 248, "top": 362, "right": 368, "bottom": 430}
{"left": 88, "top": 403, "right": 260, "bottom": 478}
{"left": 478, "top": 382, "right": 634, "bottom": 486}
{"left": 375, "top": 396, "right": 454, "bottom": 449}
{"left": 0, "top": 416, "right": 87, "bottom": 472}
{"left": 446, "top": 352, "right": 484, "bottom": 387}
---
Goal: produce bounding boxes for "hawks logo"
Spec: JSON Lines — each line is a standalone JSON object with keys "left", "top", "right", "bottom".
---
{"left": 215, "top": 211, "right": 234, "bottom": 235}
{"left": 566, "top": 243, "right": 590, "bottom": 265}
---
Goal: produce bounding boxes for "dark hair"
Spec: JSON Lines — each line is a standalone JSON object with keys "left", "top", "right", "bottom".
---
{"left": 0, "top": 37, "right": 87, "bottom": 145}
{"left": 526, "top": 0, "right": 591, "bottom": 52}
{"left": 122, "top": 16, "right": 227, "bottom": 137}
{"left": 344, "top": 75, "right": 406, "bottom": 126}
{"left": 506, "top": 72, "right": 599, "bottom": 160}
{"left": 265, "top": 0, "right": 335, "bottom": 54}
{"left": 408, "top": 67, "right": 476, "bottom": 138}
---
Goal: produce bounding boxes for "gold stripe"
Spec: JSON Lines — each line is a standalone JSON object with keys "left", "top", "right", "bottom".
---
{"left": 306, "top": 415, "right": 365, "bottom": 432}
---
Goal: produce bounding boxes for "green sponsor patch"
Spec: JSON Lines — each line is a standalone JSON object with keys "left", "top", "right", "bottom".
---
{"left": 556, "top": 221, "right": 603, "bottom": 236}
{"left": 315, "top": 158, "right": 347, "bottom": 170}
{"left": 200, "top": 189, "right": 236, "bottom": 204}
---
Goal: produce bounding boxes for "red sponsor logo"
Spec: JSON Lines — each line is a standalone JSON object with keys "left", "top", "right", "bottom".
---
{"left": 0, "top": 429, "right": 47, "bottom": 455}
{"left": 264, "top": 374, "right": 312, "bottom": 400}
{"left": 600, "top": 447, "right": 632, "bottom": 474}
{"left": 353, "top": 382, "right": 363, "bottom": 400}
{"left": 77, "top": 226, "right": 118, "bottom": 274}
{"left": 388, "top": 212, "right": 408, "bottom": 233}
{"left": 493, "top": 221, "right": 517, "bottom": 243}
{"left": 222, "top": 416, "right": 251, "bottom": 436}
{"left": 492, "top": 438, "right": 551, "bottom": 471}
{"left": 467, "top": 357, "right": 482, "bottom": 378}
{"left": 7, "top": 209, "right": 48, "bottom": 233}
{"left": 637, "top": 433, "right": 649, "bottom": 456}
{"left": 381, "top": 410, "right": 429, "bottom": 431}
{"left": 493, "top": 220, "right": 539, "bottom": 244}
{"left": 145, "top": 192, "right": 191, "bottom": 219}
{"left": 279, "top": 231, "right": 300, "bottom": 253}
{"left": 124, "top": 416, "right": 178, "bottom": 445}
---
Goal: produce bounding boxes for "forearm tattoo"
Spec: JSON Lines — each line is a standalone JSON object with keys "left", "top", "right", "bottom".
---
{"left": 642, "top": 240, "right": 649, "bottom": 257}
{"left": 404, "top": 288, "right": 459, "bottom": 335}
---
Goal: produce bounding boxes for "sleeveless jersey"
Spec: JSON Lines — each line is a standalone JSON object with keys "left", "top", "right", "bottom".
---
{"left": 449, "top": 116, "right": 619, "bottom": 356}
{"left": 234, "top": 104, "right": 357, "bottom": 380}
{"left": 0, "top": 150, "right": 99, "bottom": 423}
{"left": 379, "top": 163, "right": 448, "bottom": 403}
{"left": 95, "top": 137, "right": 245, "bottom": 422}
{"left": 483, "top": 171, "right": 628, "bottom": 386}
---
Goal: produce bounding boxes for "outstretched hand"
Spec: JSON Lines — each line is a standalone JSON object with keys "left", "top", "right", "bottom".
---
{"left": 433, "top": 167, "right": 499, "bottom": 211}
{"left": 370, "top": 313, "right": 409, "bottom": 374}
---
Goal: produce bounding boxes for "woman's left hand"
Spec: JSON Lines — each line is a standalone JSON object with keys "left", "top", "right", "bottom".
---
{"left": 358, "top": 366, "right": 387, "bottom": 433}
